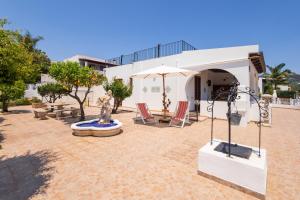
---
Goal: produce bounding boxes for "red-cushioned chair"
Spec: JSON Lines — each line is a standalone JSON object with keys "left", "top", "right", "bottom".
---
{"left": 136, "top": 103, "right": 157, "bottom": 124}
{"left": 169, "top": 101, "right": 190, "bottom": 128}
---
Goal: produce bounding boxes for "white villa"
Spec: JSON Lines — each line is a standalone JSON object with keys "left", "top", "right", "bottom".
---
{"left": 105, "top": 41, "right": 265, "bottom": 126}
{"left": 26, "top": 41, "right": 266, "bottom": 126}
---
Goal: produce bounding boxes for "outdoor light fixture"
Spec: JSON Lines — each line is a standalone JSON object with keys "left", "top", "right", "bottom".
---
{"left": 207, "top": 80, "right": 211, "bottom": 86}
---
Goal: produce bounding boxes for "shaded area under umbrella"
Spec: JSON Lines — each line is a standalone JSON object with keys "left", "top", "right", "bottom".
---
{"left": 131, "top": 65, "right": 198, "bottom": 118}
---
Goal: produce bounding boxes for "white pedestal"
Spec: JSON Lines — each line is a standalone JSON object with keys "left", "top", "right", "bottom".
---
{"left": 198, "top": 140, "right": 267, "bottom": 199}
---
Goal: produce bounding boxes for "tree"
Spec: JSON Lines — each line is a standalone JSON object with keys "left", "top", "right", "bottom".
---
{"left": 0, "top": 19, "right": 35, "bottom": 112}
{"left": 38, "top": 83, "right": 68, "bottom": 103}
{"left": 263, "top": 63, "right": 291, "bottom": 90}
{"left": 49, "top": 61, "right": 106, "bottom": 120}
{"left": 18, "top": 31, "right": 51, "bottom": 81}
{"left": 0, "top": 81, "right": 26, "bottom": 112}
{"left": 103, "top": 78, "right": 132, "bottom": 114}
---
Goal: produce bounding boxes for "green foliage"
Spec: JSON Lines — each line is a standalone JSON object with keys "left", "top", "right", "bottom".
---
{"left": 263, "top": 81, "right": 273, "bottom": 94}
{"left": 49, "top": 62, "right": 105, "bottom": 89}
{"left": 0, "top": 80, "right": 26, "bottom": 111}
{"left": 277, "top": 90, "right": 296, "bottom": 98}
{"left": 38, "top": 83, "right": 69, "bottom": 103}
{"left": 49, "top": 61, "right": 106, "bottom": 120}
{"left": 0, "top": 18, "right": 49, "bottom": 111}
{"left": 0, "top": 20, "right": 32, "bottom": 84}
{"left": 103, "top": 78, "right": 132, "bottom": 113}
{"left": 31, "top": 97, "right": 42, "bottom": 103}
{"left": 15, "top": 98, "right": 31, "bottom": 106}
{"left": 263, "top": 63, "right": 291, "bottom": 90}
{"left": 18, "top": 32, "right": 51, "bottom": 79}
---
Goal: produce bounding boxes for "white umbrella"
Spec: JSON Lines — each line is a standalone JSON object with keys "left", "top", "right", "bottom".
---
{"left": 131, "top": 65, "right": 198, "bottom": 116}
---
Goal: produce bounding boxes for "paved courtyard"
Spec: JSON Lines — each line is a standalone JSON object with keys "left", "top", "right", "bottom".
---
{"left": 0, "top": 106, "right": 299, "bottom": 200}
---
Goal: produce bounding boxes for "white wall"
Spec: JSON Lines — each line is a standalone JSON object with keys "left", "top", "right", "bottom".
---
{"left": 24, "top": 84, "right": 41, "bottom": 99}
{"left": 277, "top": 85, "right": 289, "bottom": 91}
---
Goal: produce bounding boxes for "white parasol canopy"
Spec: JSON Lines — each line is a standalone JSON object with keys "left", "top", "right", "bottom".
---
{"left": 131, "top": 65, "right": 198, "bottom": 79}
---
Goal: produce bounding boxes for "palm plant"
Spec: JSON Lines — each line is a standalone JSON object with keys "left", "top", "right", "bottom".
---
{"left": 19, "top": 31, "right": 43, "bottom": 51}
{"left": 263, "top": 63, "right": 291, "bottom": 90}
{"left": 18, "top": 32, "right": 51, "bottom": 76}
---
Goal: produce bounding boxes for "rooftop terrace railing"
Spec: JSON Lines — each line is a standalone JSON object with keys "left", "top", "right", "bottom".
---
{"left": 106, "top": 40, "right": 196, "bottom": 65}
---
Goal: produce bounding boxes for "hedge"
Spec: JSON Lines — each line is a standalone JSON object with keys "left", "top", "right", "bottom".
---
{"left": 277, "top": 90, "right": 296, "bottom": 98}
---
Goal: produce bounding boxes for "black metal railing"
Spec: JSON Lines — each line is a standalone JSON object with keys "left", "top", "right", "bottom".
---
{"left": 106, "top": 40, "right": 196, "bottom": 65}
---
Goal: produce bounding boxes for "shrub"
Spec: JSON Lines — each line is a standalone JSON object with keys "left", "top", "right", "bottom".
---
{"left": 15, "top": 98, "right": 31, "bottom": 105}
{"left": 277, "top": 90, "right": 296, "bottom": 98}
{"left": 103, "top": 78, "right": 132, "bottom": 113}
{"left": 37, "top": 83, "right": 69, "bottom": 103}
{"left": 0, "top": 80, "right": 26, "bottom": 112}
{"left": 31, "top": 97, "right": 42, "bottom": 103}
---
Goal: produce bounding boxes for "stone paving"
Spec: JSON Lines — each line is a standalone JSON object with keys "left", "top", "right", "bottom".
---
{"left": 0, "top": 106, "right": 299, "bottom": 200}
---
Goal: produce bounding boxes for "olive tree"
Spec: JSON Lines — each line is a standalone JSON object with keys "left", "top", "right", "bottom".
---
{"left": 49, "top": 61, "right": 106, "bottom": 120}
{"left": 103, "top": 78, "right": 132, "bottom": 114}
{"left": 37, "top": 83, "right": 68, "bottom": 103}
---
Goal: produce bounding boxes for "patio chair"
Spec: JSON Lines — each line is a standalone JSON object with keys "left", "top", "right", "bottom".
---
{"left": 136, "top": 103, "right": 157, "bottom": 124}
{"left": 169, "top": 101, "right": 190, "bottom": 128}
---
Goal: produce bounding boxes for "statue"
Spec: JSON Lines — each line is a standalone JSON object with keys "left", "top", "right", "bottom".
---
{"left": 97, "top": 90, "right": 113, "bottom": 124}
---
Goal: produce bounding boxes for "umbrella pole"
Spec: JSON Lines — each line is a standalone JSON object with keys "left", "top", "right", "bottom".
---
{"left": 162, "top": 74, "right": 167, "bottom": 118}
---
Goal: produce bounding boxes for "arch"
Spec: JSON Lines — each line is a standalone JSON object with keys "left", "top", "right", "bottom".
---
{"left": 185, "top": 68, "right": 239, "bottom": 106}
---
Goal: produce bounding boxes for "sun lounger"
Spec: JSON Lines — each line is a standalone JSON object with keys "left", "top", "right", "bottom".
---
{"left": 136, "top": 103, "right": 157, "bottom": 124}
{"left": 169, "top": 101, "right": 190, "bottom": 128}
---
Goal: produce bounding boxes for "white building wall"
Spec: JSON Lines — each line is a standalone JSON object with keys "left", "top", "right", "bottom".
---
{"left": 24, "top": 84, "right": 41, "bottom": 99}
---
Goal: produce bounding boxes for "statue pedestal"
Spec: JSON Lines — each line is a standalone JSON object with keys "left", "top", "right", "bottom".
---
{"left": 198, "top": 140, "right": 267, "bottom": 199}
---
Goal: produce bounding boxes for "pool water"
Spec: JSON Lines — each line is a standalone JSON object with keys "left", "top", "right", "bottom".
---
{"left": 77, "top": 120, "right": 118, "bottom": 128}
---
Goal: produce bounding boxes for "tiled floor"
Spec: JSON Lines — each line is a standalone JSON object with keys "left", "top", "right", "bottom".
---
{"left": 0, "top": 106, "right": 299, "bottom": 200}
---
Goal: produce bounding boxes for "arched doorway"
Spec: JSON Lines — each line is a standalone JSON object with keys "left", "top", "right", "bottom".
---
{"left": 185, "top": 68, "right": 239, "bottom": 118}
{"left": 205, "top": 69, "right": 238, "bottom": 101}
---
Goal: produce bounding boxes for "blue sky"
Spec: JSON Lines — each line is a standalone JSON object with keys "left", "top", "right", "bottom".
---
{"left": 1, "top": 0, "right": 299, "bottom": 73}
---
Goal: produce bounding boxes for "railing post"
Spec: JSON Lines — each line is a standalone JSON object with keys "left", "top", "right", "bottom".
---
{"left": 133, "top": 52, "right": 138, "bottom": 62}
{"left": 157, "top": 44, "right": 161, "bottom": 58}
{"left": 120, "top": 55, "right": 123, "bottom": 65}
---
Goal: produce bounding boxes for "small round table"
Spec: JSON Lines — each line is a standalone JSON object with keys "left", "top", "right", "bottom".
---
{"left": 159, "top": 117, "right": 171, "bottom": 123}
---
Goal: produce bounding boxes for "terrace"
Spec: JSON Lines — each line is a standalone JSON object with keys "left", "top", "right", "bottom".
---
{"left": 0, "top": 105, "right": 299, "bottom": 199}
{"left": 106, "top": 40, "right": 197, "bottom": 65}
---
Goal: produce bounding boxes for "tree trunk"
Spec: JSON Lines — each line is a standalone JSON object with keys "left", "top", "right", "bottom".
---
{"left": 115, "top": 100, "right": 121, "bottom": 113}
{"left": 68, "top": 86, "right": 90, "bottom": 121}
{"left": 79, "top": 102, "right": 85, "bottom": 121}
{"left": 1, "top": 100, "right": 9, "bottom": 112}
{"left": 112, "top": 98, "right": 119, "bottom": 114}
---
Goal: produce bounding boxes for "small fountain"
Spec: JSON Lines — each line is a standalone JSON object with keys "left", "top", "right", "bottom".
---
{"left": 71, "top": 90, "right": 122, "bottom": 137}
